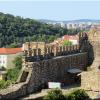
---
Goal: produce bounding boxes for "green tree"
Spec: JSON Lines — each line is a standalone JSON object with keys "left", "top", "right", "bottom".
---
{"left": 48, "top": 35, "right": 57, "bottom": 42}
{"left": 63, "top": 40, "right": 72, "bottom": 46}
{"left": 0, "top": 80, "right": 11, "bottom": 89}
{"left": 13, "top": 56, "right": 22, "bottom": 69}
{"left": 6, "top": 68, "right": 19, "bottom": 82}
{"left": 6, "top": 56, "right": 22, "bottom": 82}
{"left": 0, "top": 12, "right": 80, "bottom": 47}
{"left": 8, "top": 43, "right": 18, "bottom": 48}
{"left": 67, "top": 89, "right": 90, "bottom": 100}
{"left": 43, "top": 89, "right": 66, "bottom": 100}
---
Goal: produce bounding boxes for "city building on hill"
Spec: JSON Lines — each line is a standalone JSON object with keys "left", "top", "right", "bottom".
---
{"left": 0, "top": 48, "right": 22, "bottom": 69}
{"left": 62, "top": 35, "right": 79, "bottom": 45}
{"left": 50, "top": 35, "right": 79, "bottom": 46}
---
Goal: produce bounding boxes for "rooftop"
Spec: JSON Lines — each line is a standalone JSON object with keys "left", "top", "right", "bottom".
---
{"left": 62, "top": 35, "right": 79, "bottom": 40}
{"left": 0, "top": 48, "right": 22, "bottom": 54}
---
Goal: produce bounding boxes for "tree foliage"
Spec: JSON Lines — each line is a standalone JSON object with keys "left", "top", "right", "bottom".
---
{"left": 43, "top": 89, "right": 90, "bottom": 100}
{"left": 0, "top": 80, "right": 11, "bottom": 89}
{"left": 43, "top": 89, "right": 66, "bottom": 100}
{"left": 13, "top": 56, "right": 22, "bottom": 69}
{"left": 6, "top": 56, "right": 22, "bottom": 82}
{"left": 67, "top": 89, "right": 90, "bottom": 100}
{"left": 6, "top": 68, "right": 20, "bottom": 82}
{"left": 62, "top": 40, "right": 72, "bottom": 46}
{"left": 0, "top": 12, "right": 80, "bottom": 47}
{"left": 0, "top": 56, "right": 22, "bottom": 89}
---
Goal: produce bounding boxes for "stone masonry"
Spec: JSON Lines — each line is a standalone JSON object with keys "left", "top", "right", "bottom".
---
{"left": 81, "top": 30, "right": 100, "bottom": 92}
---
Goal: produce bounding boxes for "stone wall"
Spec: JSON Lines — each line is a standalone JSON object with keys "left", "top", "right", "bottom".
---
{"left": 0, "top": 52, "right": 87, "bottom": 99}
{"left": 81, "top": 70, "right": 100, "bottom": 91}
{"left": 81, "top": 40, "right": 100, "bottom": 92}
{"left": 80, "top": 28, "right": 100, "bottom": 92}
{"left": 26, "top": 52, "right": 87, "bottom": 94}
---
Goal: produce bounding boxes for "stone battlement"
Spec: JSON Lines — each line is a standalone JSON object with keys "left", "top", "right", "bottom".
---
{"left": 22, "top": 42, "right": 80, "bottom": 62}
{"left": 22, "top": 33, "right": 87, "bottom": 62}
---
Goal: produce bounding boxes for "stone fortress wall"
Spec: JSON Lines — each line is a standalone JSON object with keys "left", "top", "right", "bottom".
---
{"left": 81, "top": 28, "right": 100, "bottom": 92}
{"left": 0, "top": 33, "right": 88, "bottom": 99}
{"left": 0, "top": 52, "right": 87, "bottom": 99}
{"left": 22, "top": 42, "right": 79, "bottom": 58}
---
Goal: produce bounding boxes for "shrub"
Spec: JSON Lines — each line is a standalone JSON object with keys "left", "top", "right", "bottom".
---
{"left": 6, "top": 68, "right": 20, "bottom": 82}
{"left": 0, "top": 56, "right": 22, "bottom": 89}
{"left": 6, "top": 56, "right": 22, "bottom": 82}
{"left": 67, "top": 89, "right": 90, "bottom": 100}
{"left": 62, "top": 40, "right": 72, "bottom": 46}
{"left": 0, "top": 80, "right": 11, "bottom": 89}
{"left": 13, "top": 56, "right": 22, "bottom": 69}
{"left": 43, "top": 89, "right": 66, "bottom": 100}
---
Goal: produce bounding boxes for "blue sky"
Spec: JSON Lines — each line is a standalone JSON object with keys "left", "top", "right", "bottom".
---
{"left": 0, "top": 1, "right": 100, "bottom": 21}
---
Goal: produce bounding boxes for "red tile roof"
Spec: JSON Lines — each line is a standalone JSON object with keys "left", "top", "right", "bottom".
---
{"left": 0, "top": 48, "right": 22, "bottom": 54}
{"left": 62, "top": 35, "right": 79, "bottom": 40}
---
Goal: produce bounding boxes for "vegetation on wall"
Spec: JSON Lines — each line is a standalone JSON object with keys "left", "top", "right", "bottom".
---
{"left": 13, "top": 56, "right": 22, "bottom": 69}
{"left": 0, "top": 56, "right": 22, "bottom": 89}
{"left": 6, "top": 56, "right": 22, "bottom": 82}
{"left": 0, "top": 12, "right": 80, "bottom": 47}
{"left": 0, "top": 80, "right": 11, "bottom": 89}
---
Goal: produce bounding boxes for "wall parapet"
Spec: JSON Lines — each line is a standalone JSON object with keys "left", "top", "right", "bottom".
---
{"left": 22, "top": 42, "right": 80, "bottom": 62}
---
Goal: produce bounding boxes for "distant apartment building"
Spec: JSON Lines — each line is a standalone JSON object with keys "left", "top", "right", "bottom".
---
{"left": 47, "top": 21, "right": 93, "bottom": 30}
{"left": 60, "top": 22, "right": 66, "bottom": 28}
{"left": 0, "top": 48, "right": 22, "bottom": 69}
{"left": 66, "top": 22, "right": 92, "bottom": 30}
{"left": 67, "top": 23, "right": 73, "bottom": 29}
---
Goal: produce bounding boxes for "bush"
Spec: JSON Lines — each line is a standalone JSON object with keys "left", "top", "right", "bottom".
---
{"left": 13, "top": 56, "right": 22, "bottom": 69}
{"left": 43, "top": 89, "right": 66, "bottom": 100}
{"left": 0, "top": 56, "right": 22, "bottom": 89}
{"left": 0, "top": 80, "right": 11, "bottom": 89}
{"left": 67, "top": 89, "right": 90, "bottom": 100}
{"left": 6, "top": 56, "right": 22, "bottom": 82}
{"left": 6, "top": 68, "right": 20, "bottom": 82}
{"left": 62, "top": 40, "right": 72, "bottom": 46}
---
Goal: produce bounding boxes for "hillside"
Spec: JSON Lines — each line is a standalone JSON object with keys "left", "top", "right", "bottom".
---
{"left": 0, "top": 12, "right": 79, "bottom": 47}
